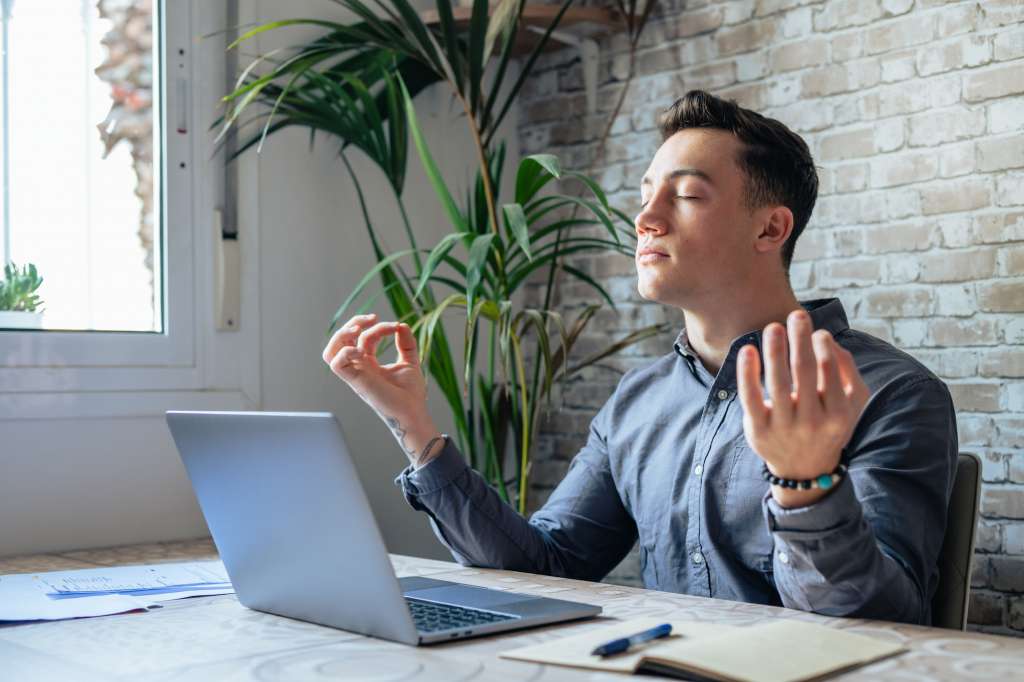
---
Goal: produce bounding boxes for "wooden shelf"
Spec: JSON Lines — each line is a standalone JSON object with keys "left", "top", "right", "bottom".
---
{"left": 419, "top": 5, "right": 621, "bottom": 55}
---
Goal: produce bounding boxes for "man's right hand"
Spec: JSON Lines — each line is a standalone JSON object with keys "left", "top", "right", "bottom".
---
{"left": 322, "top": 313, "right": 441, "bottom": 465}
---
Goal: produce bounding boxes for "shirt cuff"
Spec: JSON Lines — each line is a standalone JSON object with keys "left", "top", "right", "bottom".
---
{"left": 393, "top": 438, "right": 467, "bottom": 511}
{"left": 762, "top": 474, "right": 861, "bottom": 537}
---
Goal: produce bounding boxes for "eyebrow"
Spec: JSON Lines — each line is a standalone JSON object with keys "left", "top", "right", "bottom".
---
{"left": 640, "top": 167, "right": 714, "bottom": 187}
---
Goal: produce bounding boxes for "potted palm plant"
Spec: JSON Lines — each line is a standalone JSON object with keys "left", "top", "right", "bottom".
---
{"left": 217, "top": 0, "right": 665, "bottom": 513}
{"left": 0, "top": 261, "right": 45, "bottom": 329}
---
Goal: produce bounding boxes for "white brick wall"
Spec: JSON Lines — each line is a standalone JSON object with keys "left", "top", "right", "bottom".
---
{"left": 517, "top": 0, "right": 1024, "bottom": 634}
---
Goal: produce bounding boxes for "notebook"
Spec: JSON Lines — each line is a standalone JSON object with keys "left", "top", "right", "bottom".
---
{"left": 500, "top": 617, "right": 906, "bottom": 682}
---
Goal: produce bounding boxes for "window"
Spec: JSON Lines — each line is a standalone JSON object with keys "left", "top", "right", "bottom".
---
{"left": 1, "top": 0, "right": 162, "bottom": 332}
{"left": 0, "top": 1, "right": 253, "bottom": 413}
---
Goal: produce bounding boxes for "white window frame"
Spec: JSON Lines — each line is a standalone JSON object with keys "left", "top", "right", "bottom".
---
{"left": 0, "top": 1, "right": 260, "bottom": 418}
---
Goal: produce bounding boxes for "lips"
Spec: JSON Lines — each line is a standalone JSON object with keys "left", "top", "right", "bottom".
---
{"left": 636, "top": 245, "right": 669, "bottom": 263}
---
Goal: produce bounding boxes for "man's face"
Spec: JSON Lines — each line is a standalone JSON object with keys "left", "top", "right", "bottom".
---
{"left": 635, "top": 128, "right": 759, "bottom": 308}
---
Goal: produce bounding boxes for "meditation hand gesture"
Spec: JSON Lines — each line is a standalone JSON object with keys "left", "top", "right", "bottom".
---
{"left": 737, "top": 309, "right": 872, "bottom": 507}
{"left": 322, "top": 313, "right": 440, "bottom": 464}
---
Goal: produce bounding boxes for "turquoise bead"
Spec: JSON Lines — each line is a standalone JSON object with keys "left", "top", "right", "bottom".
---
{"left": 817, "top": 474, "right": 833, "bottom": 489}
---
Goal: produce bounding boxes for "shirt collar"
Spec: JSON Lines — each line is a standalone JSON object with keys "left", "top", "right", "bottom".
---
{"left": 673, "top": 298, "right": 851, "bottom": 365}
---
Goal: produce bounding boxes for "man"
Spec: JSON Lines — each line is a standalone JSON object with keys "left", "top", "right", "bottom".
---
{"left": 322, "top": 90, "right": 958, "bottom": 625}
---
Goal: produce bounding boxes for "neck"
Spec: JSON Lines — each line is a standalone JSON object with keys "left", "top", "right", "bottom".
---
{"left": 680, "top": 275, "right": 801, "bottom": 376}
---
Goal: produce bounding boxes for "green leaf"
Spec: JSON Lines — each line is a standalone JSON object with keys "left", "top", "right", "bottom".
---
{"left": 416, "top": 232, "right": 465, "bottom": 299}
{"left": 465, "top": 233, "right": 495, "bottom": 301}
{"left": 329, "top": 249, "right": 417, "bottom": 329}
{"left": 502, "top": 203, "right": 531, "bottom": 261}
{"left": 398, "top": 75, "right": 469, "bottom": 233}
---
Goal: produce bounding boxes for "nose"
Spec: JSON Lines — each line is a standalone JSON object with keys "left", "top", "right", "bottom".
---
{"left": 635, "top": 203, "right": 668, "bottom": 238}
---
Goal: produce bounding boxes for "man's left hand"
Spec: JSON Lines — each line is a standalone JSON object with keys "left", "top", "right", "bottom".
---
{"left": 737, "top": 309, "right": 872, "bottom": 508}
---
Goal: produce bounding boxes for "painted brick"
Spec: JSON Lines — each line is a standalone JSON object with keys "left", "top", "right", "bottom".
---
{"left": 964, "top": 63, "right": 1024, "bottom": 103}
{"left": 937, "top": 216, "right": 973, "bottom": 248}
{"left": 978, "top": 522, "right": 1005, "bottom": 553}
{"left": 819, "top": 127, "right": 876, "bottom": 161}
{"left": 988, "top": 99, "right": 1024, "bottom": 135}
{"left": 978, "top": 136, "right": 1024, "bottom": 173}
{"left": 813, "top": 0, "right": 883, "bottom": 32}
{"left": 780, "top": 7, "right": 813, "bottom": 38}
{"left": 919, "top": 248, "right": 997, "bottom": 282}
{"left": 834, "top": 162, "right": 870, "bottom": 192}
{"left": 908, "top": 107, "right": 986, "bottom": 147}
{"left": 881, "top": 0, "right": 913, "bottom": 17}
{"left": 831, "top": 32, "right": 865, "bottom": 62}
{"left": 919, "top": 178, "right": 991, "bottom": 215}
{"left": 997, "top": 172, "right": 1024, "bottom": 207}
{"left": 880, "top": 49, "right": 916, "bottom": 83}
{"left": 950, "top": 378, "right": 999, "bottom": 411}
{"left": 865, "top": 14, "right": 937, "bottom": 55}
{"left": 938, "top": 142, "right": 977, "bottom": 178}
{"left": 935, "top": 2, "right": 981, "bottom": 38}
{"left": 1000, "top": 245, "right": 1024, "bottom": 277}
{"left": 801, "top": 59, "right": 880, "bottom": 97}
{"left": 978, "top": 278, "right": 1024, "bottom": 313}
{"left": 716, "top": 18, "right": 778, "bottom": 56}
{"left": 992, "top": 556, "right": 1024, "bottom": 592}
{"left": 917, "top": 35, "right": 993, "bottom": 76}
{"left": 859, "top": 73, "right": 961, "bottom": 119}
{"left": 983, "top": 489, "right": 1024, "bottom": 520}
{"left": 969, "top": 592, "right": 1006, "bottom": 626}
{"left": 932, "top": 283, "right": 977, "bottom": 317}
{"left": 865, "top": 221, "right": 932, "bottom": 253}
{"left": 671, "top": 7, "right": 725, "bottom": 39}
{"left": 930, "top": 318, "right": 1001, "bottom": 347}
{"left": 994, "top": 29, "right": 1024, "bottom": 62}
{"left": 980, "top": 348, "right": 1024, "bottom": 378}
{"left": 869, "top": 151, "right": 938, "bottom": 188}
{"left": 975, "top": 212, "right": 1024, "bottom": 244}
{"left": 769, "top": 38, "right": 829, "bottom": 73}
{"left": 817, "top": 258, "right": 881, "bottom": 288}
{"left": 864, "top": 287, "right": 934, "bottom": 317}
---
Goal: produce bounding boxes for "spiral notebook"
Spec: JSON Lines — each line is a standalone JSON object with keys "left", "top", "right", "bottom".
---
{"left": 500, "top": 617, "right": 906, "bottom": 682}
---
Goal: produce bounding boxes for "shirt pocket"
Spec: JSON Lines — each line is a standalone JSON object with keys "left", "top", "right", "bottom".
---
{"left": 723, "top": 441, "right": 775, "bottom": 571}
{"left": 635, "top": 517, "right": 660, "bottom": 588}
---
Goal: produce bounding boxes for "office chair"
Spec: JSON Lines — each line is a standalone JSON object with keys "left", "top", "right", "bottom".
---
{"left": 930, "top": 452, "right": 982, "bottom": 630}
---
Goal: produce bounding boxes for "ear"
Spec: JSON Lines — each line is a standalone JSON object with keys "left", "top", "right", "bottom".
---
{"left": 754, "top": 205, "right": 794, "bottom": 255}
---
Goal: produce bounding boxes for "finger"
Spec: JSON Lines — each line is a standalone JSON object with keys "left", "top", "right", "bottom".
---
{"left": 356, "top": 321, "right": 403, "bottom": 358}
{"left": 322, "top": 313, "right": 377, "bottom": 363}
{"left": 836, "top": 345, "right": 871, "bottom": 409}
{"left": 813, "top": 330, "right": 844, "bottom": 412}
{"left": 788, "top": 310, "right": 819, "bottom": 417}
{"left": 763, "top": 322, "right": 793, "bottom": 422}
{"left": 737, "top": 344, "right": 768, "bottom": 432}
{"left": 329, "top": 346, "right": 365, "bottom": 380}
{"left": 393, "top": 323, "right": 420, "bottom": 367}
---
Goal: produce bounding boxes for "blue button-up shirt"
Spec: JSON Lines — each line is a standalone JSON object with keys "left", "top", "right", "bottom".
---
{"left": 395, "top": 298, "right": 958, "bottom": 624}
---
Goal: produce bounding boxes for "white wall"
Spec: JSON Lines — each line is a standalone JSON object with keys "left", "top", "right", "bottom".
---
{"left": 0, "top": 0, "right": 519, "bottom": 560}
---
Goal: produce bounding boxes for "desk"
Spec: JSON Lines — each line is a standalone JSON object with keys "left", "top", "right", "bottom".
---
{"left": 1, "top": 539, "right": 1021, "bottom": 680}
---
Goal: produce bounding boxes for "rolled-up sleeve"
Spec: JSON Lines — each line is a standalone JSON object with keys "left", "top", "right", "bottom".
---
{"left": 762, "top": 376, "right": 958, "bottom": 625}
{"left": 394, "top": 401, "right": 638, "bottom": 582}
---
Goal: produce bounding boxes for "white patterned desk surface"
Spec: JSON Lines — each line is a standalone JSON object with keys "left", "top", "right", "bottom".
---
{"left": 1, "top": 539, "right": 1022, "bottom": 681}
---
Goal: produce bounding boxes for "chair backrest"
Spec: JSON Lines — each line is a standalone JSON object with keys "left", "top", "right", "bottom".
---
{"left": 930, "top": 452, "right": 982, "bottom": 630}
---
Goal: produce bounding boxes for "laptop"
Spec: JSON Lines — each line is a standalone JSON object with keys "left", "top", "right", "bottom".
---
{"left": 165, "top": 410, "right": 601, "bottom": 645}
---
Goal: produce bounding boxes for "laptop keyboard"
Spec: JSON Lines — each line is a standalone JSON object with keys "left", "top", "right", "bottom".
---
{"left": 406, "top": 597, "right": 518, "bottom": 633}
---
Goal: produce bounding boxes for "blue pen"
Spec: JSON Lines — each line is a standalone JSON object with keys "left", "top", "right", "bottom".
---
{"left": 590, "top": 623, "right": 673, "bottom": 657}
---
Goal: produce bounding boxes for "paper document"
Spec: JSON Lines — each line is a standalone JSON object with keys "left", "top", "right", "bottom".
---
{"left": 0, "top": 561, "right": 234, "bottom": 622}
{"left": 41, "top": 562, "right": 230, "bottom": 597}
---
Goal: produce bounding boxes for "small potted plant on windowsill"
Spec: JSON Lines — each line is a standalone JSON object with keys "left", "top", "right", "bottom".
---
{"left": 0, "top": 262, "right": 45, "bottom": 329}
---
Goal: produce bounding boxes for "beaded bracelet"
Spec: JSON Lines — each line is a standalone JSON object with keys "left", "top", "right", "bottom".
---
{"left": 761, "top": 463, "right": 848, "bottom": 490}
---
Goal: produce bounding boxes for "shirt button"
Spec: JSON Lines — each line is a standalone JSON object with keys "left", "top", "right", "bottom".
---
{"left": 778, "top": 551, "right": 790, "bottom": 565}
{"left": 716, "top": 389, "right": 729, "bottom": 401}
{"left": 691, "top": 551, "right": 704, "bottom": 565}
{"left": 694, "top": 464, "right": 703, "bottom": 476}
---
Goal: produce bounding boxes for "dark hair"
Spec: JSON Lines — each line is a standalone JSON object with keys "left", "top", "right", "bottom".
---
{"left": 657, "top": 90, "right": 818, "bottom": 272}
